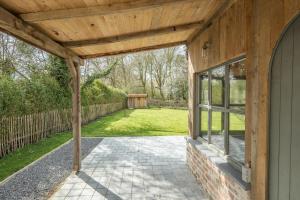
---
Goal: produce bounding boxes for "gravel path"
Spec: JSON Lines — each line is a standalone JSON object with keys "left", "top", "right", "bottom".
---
{"left": 0, "top": 138, "right": 102, "bottom": 200}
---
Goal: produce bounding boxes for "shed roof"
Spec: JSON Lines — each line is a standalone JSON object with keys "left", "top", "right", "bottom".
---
{"left": 0, "top": 0, "right": 227, "bottom": 60}
{"left": 128, "top": 94, "right": 148, "bottom": 98}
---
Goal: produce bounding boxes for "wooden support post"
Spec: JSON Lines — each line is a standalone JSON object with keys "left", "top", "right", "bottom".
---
{"left": 66, "top": 58, "right": 81, "bottom": 172}
{"left": 189, "top": 72, "right": 198, "bottom": 139}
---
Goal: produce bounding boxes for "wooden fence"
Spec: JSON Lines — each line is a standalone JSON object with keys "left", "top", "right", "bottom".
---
{"left": 0, "top": 102, "right": 125, "bottom": 158}
{"left": 148, "top": 99, "right": 187, "bottom": 108}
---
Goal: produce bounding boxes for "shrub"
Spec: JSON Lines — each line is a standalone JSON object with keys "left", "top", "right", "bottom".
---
{"left": 81, "top": 79, "right": 126, "bottom": 106}
{"left": 0, "top": 75, "right": 126, "bottom": 117}
{"left": 0, "top": 75, "right": 24, "bottom": 116}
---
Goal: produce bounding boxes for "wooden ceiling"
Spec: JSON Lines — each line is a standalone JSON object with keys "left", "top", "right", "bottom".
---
{"left": 0, "top": 0, "right": 227, "bottom": 59}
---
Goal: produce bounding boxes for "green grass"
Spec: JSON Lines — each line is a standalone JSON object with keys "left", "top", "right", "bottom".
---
{"left": 0, "top": 132, "right": 72, "bottom": 182}
{"left": 200, "top": 111, "right": 245, "bottom": 131}
{"left": 82, "top": 108, "right": 188, "bottom": 137}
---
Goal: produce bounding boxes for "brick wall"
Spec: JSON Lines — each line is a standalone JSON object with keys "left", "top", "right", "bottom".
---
{"left": 186, "top": 139, "right": 251, "bottom": 200}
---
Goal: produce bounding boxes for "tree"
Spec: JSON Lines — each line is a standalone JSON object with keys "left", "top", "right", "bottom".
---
{"left": 134, "top": 53, "right": 148, "bottom": 93}
{"left": 82, "top": 45, "right": 188, "bottom": 101}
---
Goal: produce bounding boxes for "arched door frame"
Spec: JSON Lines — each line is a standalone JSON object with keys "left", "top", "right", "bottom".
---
{"left": 267, "top": 11, "right": 300, "bottom": 199}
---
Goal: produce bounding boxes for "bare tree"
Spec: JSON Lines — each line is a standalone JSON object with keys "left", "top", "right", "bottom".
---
{"left": 84, "top": 45, "right": 188, "bottom": 101}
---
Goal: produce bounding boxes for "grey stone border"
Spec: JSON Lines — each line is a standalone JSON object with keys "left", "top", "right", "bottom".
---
{"left": 0, "top": 139, "right": 72, "bottom": 186}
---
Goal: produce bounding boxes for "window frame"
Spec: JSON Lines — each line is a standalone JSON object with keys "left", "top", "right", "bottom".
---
{"left": 197, "top": 56, "right": 246, "bottom": 171}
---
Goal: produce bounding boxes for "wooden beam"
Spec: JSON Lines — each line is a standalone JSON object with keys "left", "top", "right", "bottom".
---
{"left": 20, "top": 0, "right": 196, "bottom": 22}
{"left": 187, "top": 0, "right": 234, "bottom": 44}
{"left": 81, "top": 41, "right": 186, "bottom": 58}
{"left": 0, "top": 6, "right": 83, "bottom": 64}
{"left": 63, "top": 21, "right": 203, "bottom": 48}
{"left": 66, "top": 58, "right": 81, "bottom": 172}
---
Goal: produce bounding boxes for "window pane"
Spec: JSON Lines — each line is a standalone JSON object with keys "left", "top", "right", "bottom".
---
{"left": 211, "top": 66, "right": 225, "bottom": 107}
{"left": 199, "top": 108, "right": 208, "bottom": 140}
{"left": 211, "top": 111, "right": 225, "bottom": 151}
{"left": 229, "top": 60, "right": 246, "bottom": 111}
{"left": 199, "top": 72, "right": 209, "bottom": 105}
{"left": 229, "top": 113, "right": 245, "bottom": 164}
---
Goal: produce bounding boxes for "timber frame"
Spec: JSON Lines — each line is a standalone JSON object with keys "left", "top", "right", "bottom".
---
{"left": 1, "top": 1, "right": 300, "bottom": 200}
{"left": 0, "top": 7, "right": 82, "bottom": 64}
{"left": 66, "top": 58, "right": 81, "bottom": 172}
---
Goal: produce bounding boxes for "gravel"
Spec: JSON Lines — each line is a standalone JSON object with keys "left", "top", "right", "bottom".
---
{"left": 0, "top": 137, "right": 102, "bottom": 200}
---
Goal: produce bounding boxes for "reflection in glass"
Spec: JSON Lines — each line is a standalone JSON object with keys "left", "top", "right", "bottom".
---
{"left": 198, "top": 58, "right": 246, "bottom": 166}
{"left": 211, "top": 111, "right": 225, "bottom": 151}
{"left": 229, "top": 60, "right": 246, "bottom": 111}
{"left": 200, "top": 72, "right": 209, "bottom": 105}
{"left": 229, "top": 113, "right": 245, "bottom": 164}
{"left": 199, "top": 108, "right": 208, "bottom": 140}
{"left": 211, "top": 66, "right": 225, "bottom": 106}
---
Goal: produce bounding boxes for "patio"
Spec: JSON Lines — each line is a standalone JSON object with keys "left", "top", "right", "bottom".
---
{"left": 50, "top": 136, "right": 208, "bottom": 200}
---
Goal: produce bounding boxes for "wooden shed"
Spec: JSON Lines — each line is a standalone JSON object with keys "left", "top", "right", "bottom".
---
{"left": 127, "top": 94, "right": 148, "bottom": 109}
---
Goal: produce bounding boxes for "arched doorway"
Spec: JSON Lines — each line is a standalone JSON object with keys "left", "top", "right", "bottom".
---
{"left": 269, "top": 15, "right": 300, "bottom": 200}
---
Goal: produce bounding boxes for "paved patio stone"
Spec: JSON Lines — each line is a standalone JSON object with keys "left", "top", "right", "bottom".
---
{"left": 50, "top": 136, "right": 208, "bottom": 200}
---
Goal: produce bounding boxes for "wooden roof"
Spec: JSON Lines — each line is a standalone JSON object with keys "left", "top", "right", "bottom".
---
{"left": 0, "top": 0, "right": 227, "bottom": 60}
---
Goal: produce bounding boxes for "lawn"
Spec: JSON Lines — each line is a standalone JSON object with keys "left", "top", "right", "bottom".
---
{"left": 82, "top": 108, "right": 188, "bottom": 137}
{"left": 0, "top": 132, "right": 72, "bottom": 182}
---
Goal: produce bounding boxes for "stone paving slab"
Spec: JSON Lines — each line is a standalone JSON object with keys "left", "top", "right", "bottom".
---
{"left": 50, "top": 136, "right": 208, "bottom": 200}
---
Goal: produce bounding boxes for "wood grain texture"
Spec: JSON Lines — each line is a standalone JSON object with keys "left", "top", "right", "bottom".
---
{"left": 63, "top": 21, "right": 203, "bottom": 48}
{"left": 0, "top": 6, "right": 82, "bottom": 63}
{"left": 0, "top": 0, "right": 223, "bottom": 57}
{"left": 66, "top": 59, "right": 81, "bottom": 171}
{"left": 248, "top": 1, "right": 300, "bottom": 199}
{"left": 19, "top": 0, "right": 196, "bottom": 22}
{"left": 81, "top": 41, "right": 186, "bottom": 58}
{"left": 188, "top": 0, "right": 246, "bottom": 73}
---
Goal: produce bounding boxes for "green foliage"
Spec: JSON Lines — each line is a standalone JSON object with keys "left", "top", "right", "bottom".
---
{"left": 20, "top": 74, "right": 71, "bottom": 113}
{"left": 82, "top": 60, "right": 117, "bottom": 89}
{"left": 0, "top": 74, "right": 73, "bottom": 116}
{"left": 0, "top": 75, "right": 24, "bottom": 116}
{"left": 0, "top": 74, "right": 125, "bottom": 117}
{"left": 0, "top": 58, "right": 15, "bottom": 76}
{"left": 47, "top": 55, "right": 71, "bottom": 92}
{"left": 81, "top": 79, "right": 127, "bottom": 106}
{"left": 0, "top": 56, "right": 126, "bottom": 116}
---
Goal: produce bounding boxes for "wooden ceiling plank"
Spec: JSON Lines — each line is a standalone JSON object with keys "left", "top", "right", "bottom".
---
{"left": 81, "top": 41, "right": 186, "bottom": 58}
{"left": 0, "top": 6, "right": 83, "bottom": 64}
{"left": 63, "top": 21, "right": 203, "bottom": 48}
{"left": 20, "top": 0, "right": 197, "bottom": 22}
{"left": 187, "top": 0, "right": 234, "bottom": 44}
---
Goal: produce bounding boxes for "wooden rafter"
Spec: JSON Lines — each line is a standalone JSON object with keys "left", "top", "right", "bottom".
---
{"left": 0, "top": 6, "right": 83, "bottom": 64}
{"left": 82, "top": 41, "right": 186, "bottom": 59}
{"left": 20, "top": 0, "right": 196, "bottom": 22}
{"left": 63, "top": 21, "right": 203, "bottom": 48}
